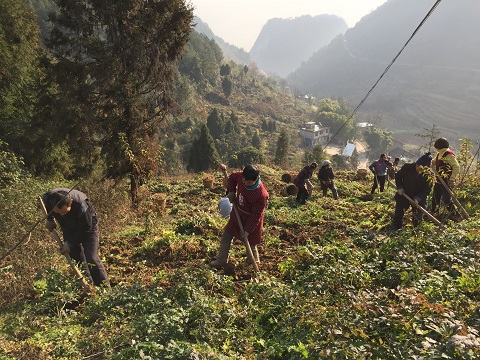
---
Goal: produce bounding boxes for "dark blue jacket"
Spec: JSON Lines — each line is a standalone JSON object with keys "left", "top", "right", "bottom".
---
{"left": 43, "top": 188, "right": 96, "bottom": 246}
{"left": 394, "top": 163, "right": 432, "bottom": 202}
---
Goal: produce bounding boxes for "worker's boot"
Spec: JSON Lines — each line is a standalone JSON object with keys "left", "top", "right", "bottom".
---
{"left": 210, "top": 234, "right": 231, "bottom": 269}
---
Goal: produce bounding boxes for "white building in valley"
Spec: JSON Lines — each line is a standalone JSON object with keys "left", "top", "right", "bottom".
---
{"left": 300, "top": 122, "right": 331, "bottom": 148}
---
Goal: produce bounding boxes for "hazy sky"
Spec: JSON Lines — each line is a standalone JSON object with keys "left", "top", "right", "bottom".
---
{"left": 190, "top": 0, "right": 388, "bottom": 51}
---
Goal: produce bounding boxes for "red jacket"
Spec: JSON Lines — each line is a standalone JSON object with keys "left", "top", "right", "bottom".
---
{"left": 225, "top": 172, "right": 269, "bottom": 245}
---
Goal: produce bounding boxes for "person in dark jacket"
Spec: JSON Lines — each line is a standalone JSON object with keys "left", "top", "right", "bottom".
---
{"left": 43, "top": 188, "right": 110, "bottom": 287}
{"left": 369, "top": 154, "right": 389, "bottom": 194}
{"left": 294, "top": 162, "right": 317, "bottom": 204}
{"left": 317, "top": 160, "right": 338, "bottom": 200}
{"left": 392, "top": 153, "right": 433, "bottom": 230}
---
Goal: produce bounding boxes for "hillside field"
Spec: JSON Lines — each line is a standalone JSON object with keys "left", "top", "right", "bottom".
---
{"left": 0, "top": 167, "right": 479, "bottom": 359}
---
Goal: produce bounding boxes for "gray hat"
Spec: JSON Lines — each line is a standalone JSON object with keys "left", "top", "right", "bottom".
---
{"left": 322, "top": 160, "right": 331, "bottom": 167}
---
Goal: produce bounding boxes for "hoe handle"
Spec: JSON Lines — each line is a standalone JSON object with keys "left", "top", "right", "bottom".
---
{"left": 401, "top": 192, "right": 443, "bottom": 227}
{"left": 431, "top": 167, "right": 469, "bottom": 219}
{"left": 232, "top": 204, "right": 259, "bottom": 272}
{"left": 387, "top": 180, "right": 442, "bottom": 227}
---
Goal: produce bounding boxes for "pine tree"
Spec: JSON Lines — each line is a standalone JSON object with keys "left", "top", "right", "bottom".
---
{"left": 188, "top": 123, "right": 220, "bottom": 172}
{"left": 221, "top": 76, "right": 232, "bottom": 98}
{"left": 47, "top": 0, "right": 193, "bottom": 203}
{"left": 274, "top": 128, "right": 289, "bottom": 166}
{"left": 0, "top": 0, "right": 43, "bottom": 157}
{"left": 252, "top": 130, "right": 261, "bottom": 148}
{"left": 261, "top": 118, "right": 268, "bottom": 131}
{"left": 303, "top": 144, "right": 324, "bottom": 164}
{"left": 206, "top": 108, "right": 224, "bottom": 139}
{"left": 229, "top": 111, "right": 240, "bottom": 133}
{"left": 224, "top": 119, "right": 234, "bottom": 134}
{"left": 220, "top": 64, "right": 231, "bottom": 76}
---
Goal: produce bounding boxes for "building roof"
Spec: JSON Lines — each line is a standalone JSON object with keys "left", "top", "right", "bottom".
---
{"left": 342, "top": 143, "right": 356, "bottom": 157}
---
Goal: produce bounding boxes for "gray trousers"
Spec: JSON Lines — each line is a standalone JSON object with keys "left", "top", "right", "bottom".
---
{"left": 66, "top": 215, "right": 109, "bottom": 287}
{"left": 215, "top": 230, "right": 259, "bottom": 264}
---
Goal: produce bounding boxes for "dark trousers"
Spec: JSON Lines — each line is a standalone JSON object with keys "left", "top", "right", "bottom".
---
{"left": 371, "top": 175, "right": 386, "bottom": 194}
{"left": 431, "top": 183, "right": 453, "bottom": 213}
{"left": 321, "top": 182, "right": 338, "bottom": 200}
{"left": 392, "top": 194, "right": 425, "bottom": 229}
{"left": 296, "top": 187, "right": 309, "bottom": 204}
{"left": 67, "top": 215, "right": 109, "bottom": 287}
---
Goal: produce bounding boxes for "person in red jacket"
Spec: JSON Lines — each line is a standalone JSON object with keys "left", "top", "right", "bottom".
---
{"left": 210, "top": 165, "right": 269, "bottom": 269}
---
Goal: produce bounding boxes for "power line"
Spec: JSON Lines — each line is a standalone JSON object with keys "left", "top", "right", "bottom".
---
{"left": 324, "top": 0, "right": 444, "bottom": 148}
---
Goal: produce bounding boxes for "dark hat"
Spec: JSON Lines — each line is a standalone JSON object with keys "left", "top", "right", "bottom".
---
{"left": 242, "top": 165, "right": 260, "bottom": 181}
{"left": 310, "top": 162, "right": 318, "bottom": 169}
{"left": 416, "top": 152, "right": 432, "bottom": 167}
{"left": 434, "top": 137, "right": 449, "bottom": 149}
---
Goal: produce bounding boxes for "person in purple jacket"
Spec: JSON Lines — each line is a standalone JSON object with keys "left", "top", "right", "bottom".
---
{"left": 369, "top": 154, "right": 389, "bottom": 194}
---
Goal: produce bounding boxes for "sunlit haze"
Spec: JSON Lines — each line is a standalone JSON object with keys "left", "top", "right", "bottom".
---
{"left": 189, "top": 0, "right": 388, "bottom": 51}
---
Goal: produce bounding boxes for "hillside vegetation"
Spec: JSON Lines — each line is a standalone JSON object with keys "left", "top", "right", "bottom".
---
{"left": 1, "top": 2, "right": 479, "bottom": 359}
{"left": 0, "top": 167, "right": 479, "bottom": 359}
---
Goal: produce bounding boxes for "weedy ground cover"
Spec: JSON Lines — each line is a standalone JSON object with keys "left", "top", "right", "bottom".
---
{"left": 0, "top": 168, "right": 479, "bottom": 359}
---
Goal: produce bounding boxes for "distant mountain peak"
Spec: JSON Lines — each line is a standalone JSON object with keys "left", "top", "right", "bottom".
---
{"left": 249, "top": 14, "right": 348, "bottom": 77}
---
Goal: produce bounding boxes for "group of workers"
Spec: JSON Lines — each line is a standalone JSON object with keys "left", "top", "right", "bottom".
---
{"left": 291, "top": 137, "right": 460, "bottom": 232}
{"left": 42, "top": 138, "right": 460, "bottom": 281}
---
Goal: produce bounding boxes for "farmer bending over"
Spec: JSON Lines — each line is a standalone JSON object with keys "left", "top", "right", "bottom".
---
{"left": 43, "top": 188, "right": 110, "bottom": 287}
{"left": 210, "top": 165, "right": 269, "bottom": 268}
{"left": 294, "top": 162, "right": 317, "bottom": 204}
{"left": 392, "top": 153, "right": 432, "bottom": 230}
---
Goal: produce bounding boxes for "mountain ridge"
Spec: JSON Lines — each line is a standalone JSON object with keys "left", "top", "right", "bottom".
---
{"left": 287, "top": 0, "right": 480, "bottom": 143}
{"left": 250, "top": 14, "right": 348, "bottom": 77}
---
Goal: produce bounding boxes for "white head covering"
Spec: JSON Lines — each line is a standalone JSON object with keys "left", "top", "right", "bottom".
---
{"left": 322, "top": 160, "right": 331, "bottom": 167}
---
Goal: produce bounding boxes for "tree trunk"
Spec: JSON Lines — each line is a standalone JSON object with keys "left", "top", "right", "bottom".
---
{"left": 130, "top": 173, "right": 140, "bottom": 207}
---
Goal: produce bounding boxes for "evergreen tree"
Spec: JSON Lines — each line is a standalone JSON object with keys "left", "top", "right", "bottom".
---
{"left": 261, "top": 118, "right": 269, "bottom": 131}
{"left": 221, "top": 76, "right": 232, "bottom": 98}
{"left": 268, "top": 120, "right": 277, "bottom": 132}
{"left": 47, "top": 0, "right": 193, "bottom": 203}
{"left": 316, "top": 98, "right": 357, "bottom": 142}
{"left": 303, "top": 144, "right": 324, "bottom": 164}
{"left": 178, "top": 31, "right": 222, "bottom": 88}
{"left": 220, "top": 63, "right": 231, "bottom": 76}
{"left": 224, "top": 119, "right": 234, "bottom": 134}
{"left": 0, "top": 0, "right": 44, "bottom": 158}
{"left": 252, "top": 130, "right": 261, "bottom": 148}
{"left": 206, "top": 108, "right": 224, "bottom": 139}
{"left": 228, "top": 146, "right": 264, "bottom": 168}
{"left": 188, "top": 123, "right": 220, "bottom": 172}
{"left": 229, "top": 111, "right": 240, "bottom": 133}
{"left": 274, "top": 128, "right": 290, "bottom": 166}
